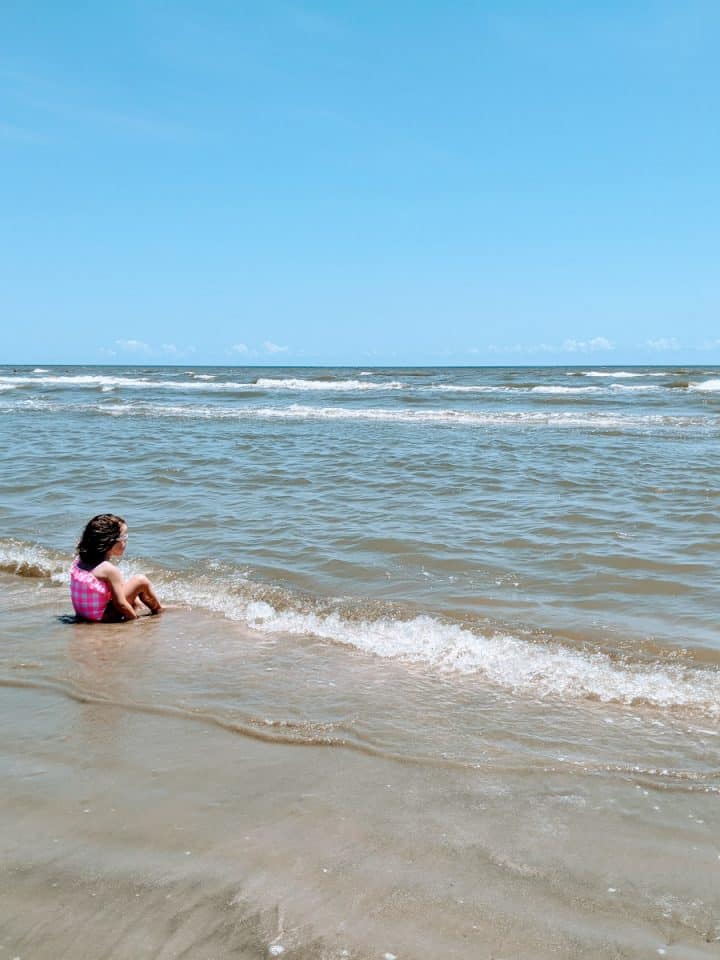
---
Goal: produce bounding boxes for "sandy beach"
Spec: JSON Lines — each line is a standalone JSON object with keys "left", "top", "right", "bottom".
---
{"left": 2, "top": 571, "right": 718, "bottom": 959}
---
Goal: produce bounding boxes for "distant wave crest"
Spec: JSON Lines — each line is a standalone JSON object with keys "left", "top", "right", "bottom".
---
{"left": 253, "top": 377, "right": 404, "bottom": 391}
{"left": 689, "top": 379, "right": 720, "bottom": 393}
{"left": 1, "top": 397, "right": 716, "bottom": 432}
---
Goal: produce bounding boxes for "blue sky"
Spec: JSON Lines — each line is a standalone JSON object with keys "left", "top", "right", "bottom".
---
{"left": 1, "top": 1, "right": 718, "bottom": 365}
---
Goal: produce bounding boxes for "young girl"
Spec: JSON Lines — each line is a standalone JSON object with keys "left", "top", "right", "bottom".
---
{"left": 70, "top": 514, "right": 163, "bottom": 621}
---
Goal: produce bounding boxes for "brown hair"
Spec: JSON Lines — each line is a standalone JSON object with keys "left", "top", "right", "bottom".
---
{"left": 76, "top": 514, "right": 126, "bottom": 567}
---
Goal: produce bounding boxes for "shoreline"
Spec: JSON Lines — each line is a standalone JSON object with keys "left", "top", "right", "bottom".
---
{"left": 2, "top": 586, "right": 719, "bottom": 958}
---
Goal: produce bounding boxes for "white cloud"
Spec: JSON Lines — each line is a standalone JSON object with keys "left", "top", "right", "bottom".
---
{"left": 263, "top": 340, "right": 288, "bottom": 354}
{"left": 561, "top": 337, "right": 615, "bottom": 353}
{"left": 646, "top": 337, "right": 680, "bottom": 351}
{"left": 115, "top": 338, "right": 151, "bottom": 353}
{"left": 231, "top": 343, "right": 248, "bottom": 354}
{"left": 162, "top": 343, "right": 178, "bottom": 354}
{"left": 702, "top": 338, "right": 720, "bottom": 350}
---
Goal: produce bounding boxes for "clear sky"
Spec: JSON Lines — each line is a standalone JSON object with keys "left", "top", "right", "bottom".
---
{"left": 1, "top": 1, "right": 718, "bottom": 366}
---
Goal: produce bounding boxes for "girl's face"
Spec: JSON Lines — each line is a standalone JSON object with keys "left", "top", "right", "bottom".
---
{"left": 108, "top": 524, "right": 128, "bottom": 559}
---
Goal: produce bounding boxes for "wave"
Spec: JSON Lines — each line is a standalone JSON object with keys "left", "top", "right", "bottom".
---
{"left": 530, "top": 385, "right": 601, "bottom": 395}
{"left": 430, "top": 384, "right": 514, "bottom": 393}
{"left": 252, "top": 377, "right": 404, "bottom": 391}
{"left": 581, "top": 371, "right": 667, "bottom": 378}
{"left": 2, "top": 538, "right": 719, "bottom": 718}
{"left": 688, "top": 379, "right": 720, "bottom": 393}
{"left": 233, "top": 602, "right": 720, "bottom": 716}
{"left": 608, "top": 383, "right": 659, "bottom": 392}
{"left": 0, "top": 374, "right": 405, "bottom": 394}
{"left": 0, "top": 540, "right": 68, "bottom": 582}
{"left": 430, "top": 383, "right": 662, "bottom": 395}
{"left": 2, "top": 397, "right": 716, "bottom": 431}
{"left": 0, "top": 374, "right": 243, "bottom": 391}
{"left": 531, "top": 384, "right": 659, "bottom": 395}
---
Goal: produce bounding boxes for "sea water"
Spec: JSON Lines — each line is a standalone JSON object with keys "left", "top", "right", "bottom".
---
{"left": 1, "top": 364, "right": 719, "bottom": 957}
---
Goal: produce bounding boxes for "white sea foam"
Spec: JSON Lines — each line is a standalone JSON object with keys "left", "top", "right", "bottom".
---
{"left": 430, "top": 384, "right": 512, "bottom": 393}
{"left": 253, "top": 378, "right": 404, "bottom": 391}
{"left": 0, "top": 374, "right": 405, "bottom": 393}
{"left": 1, "top": 397, "right": 714, "bottom": 431}
{"left": 159, "top": 586, "right": 720, "bottom": 716}
{"left": 250, "top": 405, "right": 710, "bottom": 430}
{"left": 581, "top": 371, "right": 662, "bottom": 378}
{"left": 530, "top": 386, "right": 601, "bottom": 395}
{"left": 0, "top": 374, "right": 248, "bottom": 391}
{"left": 609, "top": 383, "right": 659, "bottom": 392}
{"left": 257, "top": 405, "right": 626, "bottom": 427}
{"left": 0, "top": 540, "right": 67, "bottom": 584}
{"left": 0, "top": 374, "right": 185, "bottom": 389}
{"left": 32, "top": 367, "right": 49, "bottom": 373}
{"left": 432, "top": 384, "right": 661, "bottom": 395}
{"left": 0, "top": 384, "right": 16, "bottom": 392}
{"left": 688, "top": 379, "right": 720, "bottom": 393}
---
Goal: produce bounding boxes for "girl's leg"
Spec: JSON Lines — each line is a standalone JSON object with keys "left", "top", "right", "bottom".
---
{"left": 123, "top": 574, "right": 163, "bottom": 613}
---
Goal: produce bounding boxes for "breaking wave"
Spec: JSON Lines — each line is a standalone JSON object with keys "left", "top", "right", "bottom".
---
{"left": 1, "top": 397, "right": 715, "bottom": 432}
{"left": 2, "top": 538, "right": 719, "bottom": 718}
{"left": 689, "top": 379, "right": 720, "bottom": 393}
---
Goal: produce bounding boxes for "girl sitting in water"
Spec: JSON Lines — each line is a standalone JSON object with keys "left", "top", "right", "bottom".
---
{"left": 70, "top": 514, "right": 162, "bottom": 621}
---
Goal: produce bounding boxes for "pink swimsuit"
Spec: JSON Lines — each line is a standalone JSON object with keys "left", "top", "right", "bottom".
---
{"left": 70, "top": 559, "right": 112, "bottom": 621}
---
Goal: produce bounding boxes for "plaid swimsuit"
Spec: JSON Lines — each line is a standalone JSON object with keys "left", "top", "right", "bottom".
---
{"left": 70, "top": 559, "right": 112, "bottom": 621}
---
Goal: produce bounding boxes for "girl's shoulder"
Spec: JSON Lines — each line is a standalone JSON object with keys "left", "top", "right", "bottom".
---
{"left": 87, "top": 559, "right": 115, "bottom": 580}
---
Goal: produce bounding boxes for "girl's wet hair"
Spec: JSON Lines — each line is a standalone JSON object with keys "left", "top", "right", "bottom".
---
{"left": 77, "top": 514, "right": 126, "bottom": 566}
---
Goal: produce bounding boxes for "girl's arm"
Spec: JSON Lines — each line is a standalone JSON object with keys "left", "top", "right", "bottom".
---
{"left": 99, "top": 563, "right": 138, "bottom": 620}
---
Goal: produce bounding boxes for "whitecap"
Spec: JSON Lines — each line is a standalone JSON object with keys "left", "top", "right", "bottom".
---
{"left": 4, "top": 397, "right": 715, "bottom": 432}
{"left": 582, "top": 371, "right": 657, "bottom": 378}
{"left": 253, "top": 378, "right": 404, "bottom": 391}
{"left": 688, "top": 379, "right": 720, "bottom": 393}
{"left": 530, "top": 385, "right": 601, "bottom": 395}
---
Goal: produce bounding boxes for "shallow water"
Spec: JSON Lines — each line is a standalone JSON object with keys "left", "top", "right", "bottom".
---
{"left": 1, "top": 364, "right": 719, "bottom": 956}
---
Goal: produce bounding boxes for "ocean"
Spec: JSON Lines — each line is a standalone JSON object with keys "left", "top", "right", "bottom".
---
{"left": 1, "top": 364, "right": 719, "bottom": 958}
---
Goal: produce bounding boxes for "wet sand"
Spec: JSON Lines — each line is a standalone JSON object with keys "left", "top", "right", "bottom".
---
{"left": 1, "top": 585, "right": 719, "bottom": 958}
